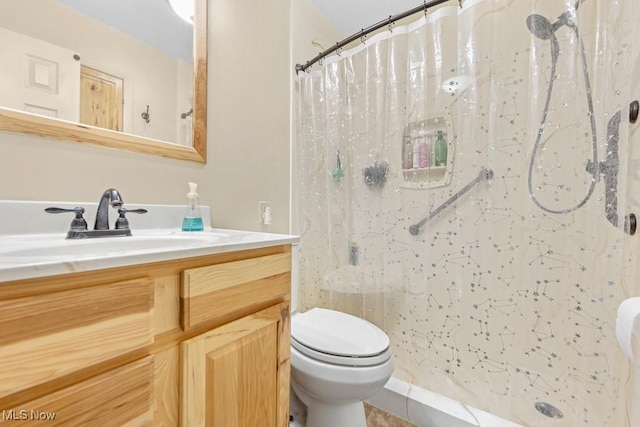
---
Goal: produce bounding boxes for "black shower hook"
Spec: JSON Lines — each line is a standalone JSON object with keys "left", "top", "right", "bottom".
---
{"left": 141, "top": 105, "right": 150, "bottom": 124}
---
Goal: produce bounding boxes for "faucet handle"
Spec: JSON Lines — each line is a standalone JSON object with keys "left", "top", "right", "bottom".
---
{"left": 45, "top": 207, "right": 88, "bottom": 231}
{"left": 115, "top": 208, "right": 148, "bottom": 230}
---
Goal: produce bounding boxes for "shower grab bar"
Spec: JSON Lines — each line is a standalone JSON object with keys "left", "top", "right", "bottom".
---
{"left": 409, "top": 168, "right": 494, "bottom": 236}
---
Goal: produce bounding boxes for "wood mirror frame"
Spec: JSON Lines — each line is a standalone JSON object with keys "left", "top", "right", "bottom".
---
{"left": 0, "top": 0, "right": 207, "bottom": 163}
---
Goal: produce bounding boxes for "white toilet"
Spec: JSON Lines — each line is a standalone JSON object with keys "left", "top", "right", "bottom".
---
{"left": 289, "top": 248, "right": 395, "bottom": 427}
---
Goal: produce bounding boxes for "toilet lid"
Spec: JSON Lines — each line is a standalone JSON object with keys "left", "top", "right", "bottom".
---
{"left": 291, "top": 308, "right": 390, "bottom": 357}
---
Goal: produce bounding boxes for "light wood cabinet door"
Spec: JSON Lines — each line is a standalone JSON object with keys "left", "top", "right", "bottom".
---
{"left": 181, "top": 303, "right": 290, "bottom": 427}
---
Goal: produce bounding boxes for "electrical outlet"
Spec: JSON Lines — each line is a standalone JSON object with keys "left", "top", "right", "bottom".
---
{"left": 258, "top": 201, "right": 272, "bottom": 224}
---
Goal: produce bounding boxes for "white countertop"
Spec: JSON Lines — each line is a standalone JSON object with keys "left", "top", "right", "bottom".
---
{"left": 0, "top": 200, "right": 298, "bottom": 283}
{"left": 0, "top": 228, "right": 299, "bottom": 283}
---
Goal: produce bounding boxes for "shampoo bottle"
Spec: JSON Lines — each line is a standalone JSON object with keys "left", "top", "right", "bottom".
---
{"left": 412, "top": 139, "right": 420, "bottom": 169}
{"left": 434, "top": 130, "right": 448, "bottom": 166}
{"left": 404, "top": 139, "right": 413, "bottom": 169}
{"left": 182, "top": 182, "right": 204, "bottom": 231}
{"left": 418, "top": 137, "right": 428, "bottom": 168}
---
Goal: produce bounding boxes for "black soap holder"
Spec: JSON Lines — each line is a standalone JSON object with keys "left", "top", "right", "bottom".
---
{"left": 363, "top": 161, "right": 388, "bottom": 188}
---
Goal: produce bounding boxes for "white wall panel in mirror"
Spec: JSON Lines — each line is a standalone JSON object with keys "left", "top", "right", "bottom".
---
{"left": 0, "top": 27, "right": 81, "bottom": 121}
{"left": 0, "top": 0, "right": 207, "bottom": 162}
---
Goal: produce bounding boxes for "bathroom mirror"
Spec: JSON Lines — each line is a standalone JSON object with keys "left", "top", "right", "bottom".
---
{"left": 0, "top": 0, "right": 207, "bottom": 163}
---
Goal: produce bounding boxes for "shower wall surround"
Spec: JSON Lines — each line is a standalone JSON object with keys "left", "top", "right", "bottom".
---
{"left": 296, "top": 0, "right": 640, "bottom": 425}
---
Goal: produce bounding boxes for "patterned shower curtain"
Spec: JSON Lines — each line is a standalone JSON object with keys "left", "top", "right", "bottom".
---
{"left": 296, "top": 0, "right": 640, "bottom": 425}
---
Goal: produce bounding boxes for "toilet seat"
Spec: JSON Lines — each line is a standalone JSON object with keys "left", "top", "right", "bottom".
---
{"left": 291, "top": 308, "right": 391, "bottom": 367}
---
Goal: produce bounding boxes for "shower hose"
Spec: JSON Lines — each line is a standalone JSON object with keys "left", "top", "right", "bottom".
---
{"left": 527, "top": 1, "right": 599, "bottom": 215}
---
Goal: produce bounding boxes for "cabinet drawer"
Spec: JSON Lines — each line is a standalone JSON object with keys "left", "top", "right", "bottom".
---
{"left": 0, "top": 356, "right": 153, "bottom": 426}
{"left": 0, "top": 279, "right": 153, "bottom": 399}
{"left": 181, "top": 253, "right": 291, "bottom": 330}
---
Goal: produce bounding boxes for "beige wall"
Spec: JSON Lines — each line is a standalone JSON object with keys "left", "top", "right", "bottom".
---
{"left": 0, "top": 0, "right": 292, "bottom": 234}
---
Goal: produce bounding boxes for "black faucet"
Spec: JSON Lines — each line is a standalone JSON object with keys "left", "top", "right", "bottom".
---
{"left": 45, "top": 188, "right": 147, "bottom": 239}
{"left": 95, "top": 188, "right": 124, "bottom": 230}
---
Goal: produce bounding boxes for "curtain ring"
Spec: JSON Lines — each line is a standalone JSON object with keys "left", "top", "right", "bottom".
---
{"left": 360, "top": 30, "right": 367, "bottom": 45}
{"left": 388, "top": 16, "right": 394, "bottom": 32}
{"left": 423, "top": 1, "right": 428, "bottom": 17}
{"left": 459, "top": 0, "right": 463, "bottom": 8}
{"left": 336, "top": 42, "right": 342, "bottom": 56}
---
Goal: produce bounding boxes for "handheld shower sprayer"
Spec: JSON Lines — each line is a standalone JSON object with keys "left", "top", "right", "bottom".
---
{"left": 525, "top": 13, "right": 570, "bottom": 62}
{"left": 526, "top": 10, "right": 576, "bottom": 40}
{"left": 526, "top": 0, "right": 585, "bottom": 40}
{"left": 526, "top": 2, "right": 636, "bottom": 235}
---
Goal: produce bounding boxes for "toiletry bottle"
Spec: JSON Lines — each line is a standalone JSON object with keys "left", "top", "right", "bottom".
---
{"left": 404, "top": 139, "right": 413, "bottom": 169}
{"left": 412, "top": 139, "right": 420, "bottom": 169}
{"left": 418, "top": 136, "right": 428, "bottom": 168}
{"left": 434, "top": 130, "right": 448, "bottom": 166}
{"left": 425, "top": 134, "right": 434, "bottom": 167}
{"left": 182, "top": 182, "right": 204, "bottom": 231}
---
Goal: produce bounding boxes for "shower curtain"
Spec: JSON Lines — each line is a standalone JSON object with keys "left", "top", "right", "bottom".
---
{"left": 296, "top": 0, "right": 640, "bottom": 425}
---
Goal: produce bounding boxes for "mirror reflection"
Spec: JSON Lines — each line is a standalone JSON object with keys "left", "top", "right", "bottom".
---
{"left": 0, "top": 0, "right": 195, "bottom": 147}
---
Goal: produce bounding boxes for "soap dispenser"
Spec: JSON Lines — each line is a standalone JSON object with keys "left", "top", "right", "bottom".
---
{"left": 182, "top": 182, "right": 204, "bottom": 231}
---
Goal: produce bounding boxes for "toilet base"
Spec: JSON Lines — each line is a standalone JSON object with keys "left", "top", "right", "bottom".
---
{"left": 289, "top": 386, "right": 307, "bottom": 426}
{"left": 305, "top": 401, "right": 366, "bottom": 427}
{"left": 292, "top": 382, "right": 367, "bottom": 427}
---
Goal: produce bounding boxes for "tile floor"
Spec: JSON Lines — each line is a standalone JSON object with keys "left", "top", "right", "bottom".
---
{"left": 365, "top": 403, "right": 417, "bottom": 427}
{"left": 289, "top": 391, "right": 415, "bottom": 427}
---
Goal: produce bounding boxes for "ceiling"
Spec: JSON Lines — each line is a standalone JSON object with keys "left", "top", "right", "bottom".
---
{"left": 57, "top": 0, "right": 193, "bottom": 62}
{"left": 309, "top": 0, "right": 427, "bottom": 36}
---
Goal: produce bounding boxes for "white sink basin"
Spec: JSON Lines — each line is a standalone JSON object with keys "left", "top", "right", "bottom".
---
{"left": 0, "top": 231, "right": 230, "bottom": 261}
{"left": 3, "top": 235, "right": 222, "bottom": 258}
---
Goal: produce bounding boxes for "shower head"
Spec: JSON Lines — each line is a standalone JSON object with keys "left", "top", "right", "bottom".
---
{"left": 526, "top": 13, "right": 565, "bottom": 62}
{"left": 527, "top": 10, "right": 576, "bottom": 41}
{"left": 526, "top": 14, "right": 554, "bottom": 40}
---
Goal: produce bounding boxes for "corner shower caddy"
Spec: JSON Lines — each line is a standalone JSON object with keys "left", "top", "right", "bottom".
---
{"left": 401, "top": 116, "right": 454, "bottom": 189}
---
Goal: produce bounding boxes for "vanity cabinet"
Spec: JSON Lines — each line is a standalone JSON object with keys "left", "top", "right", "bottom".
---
{"left": 0, "top": 244, "right": 292, "bottom": 427}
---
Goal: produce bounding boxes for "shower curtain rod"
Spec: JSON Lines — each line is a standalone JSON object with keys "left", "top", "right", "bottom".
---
{"left": 295, "top": 0, "right": 457, "bottom": 74}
